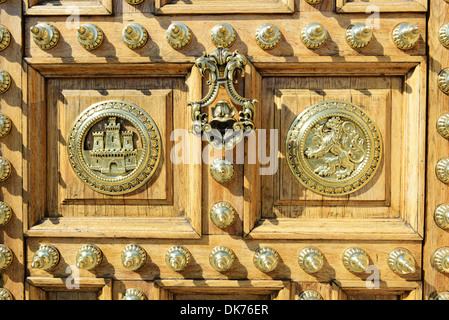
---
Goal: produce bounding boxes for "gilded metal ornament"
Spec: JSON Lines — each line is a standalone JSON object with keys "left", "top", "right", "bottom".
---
{"left": 0, "top": 69, "right": 11, "bottom": 94}
{"left": 298, "top": 247, "right": 324, "bottom": 274}
{"left": 77, "top": 24, "right": 104, "bottom": 51}
{"left": 346, "top": 23, "right": 373, "bottom": 49}
{"left": 342, "top": 247, "right": 369, "bottom": 273}
{"left": 392, "top": 22, "right": 420, "bottom": 50}
{"left": 255, "top": 23, "right": 280, "bottom": 50}
{"left": 209, "top": 246, "right": 235, "bottom": 272}
{"left": 253, "top": 247, "right": 279, "bottom": 273}
{"left": 0, "top": 271, "right": 6, "bottom": 286}
{"left": 286, "top": 100, "right": 382, "bottom": 196}
{"left": 76, "top": 244, "right": 103, "bottom": 270}
{"left": 123, "top": 24, "right": 148, "bottom": 50}
{"left": 30, "top": 23, "right": 60, "bottom": 50}
{"left": 434, "top": 291, "right": 449, "bottom": 300}
{"left": 0, "top": 288, "right": 13, "bottom": 300}
{"left": 299, "top": 289, "right": 323, "bottom": 300}
{"left": 121, "top": 244, "right": 147, "bottom": 271}
{"left": 305, "top": 0, "right": 324, "bottom": 4}
{"left": 439, "top": 23, "right": 449, "bottom": 48}
{"left": 437, "top": 113, "right": 449, "bottom": 138}
{"left": 31, "top": 244, "right": 60, "bottom": 270}
{"left": 166, "top": 22, "right": 192, "bottom": 50}
{"left": 189, "top": 47, "right": 257, "bottom": 150}
{"left": 165, "top": 245, "right": 191, "bottom": 271}
{"left": 434, "top": 203, "right": 449, "bottom": 230}
{"left": 431, "top": 247, "right": 449, "bottom": 273}
{"left": 0, "top": 156, "right": 11, "bottom": 182}
{"left": 0, "top": 244, "right": 13, "bottom": 270}
{"left": 0, "top": 25, "right": 10, "bottom": 51}
{"left": 0, "top": 201, "right": 12, "bottom": 227}
{"left": 301, "top": 22, "right": 327, "bottom": 49}
{"left": 0, "top": 113, "right": 11, "bottom": 138}
{"left": 211, "top": 23, "right": 236, "bottom": 48}
{"left": 210, "top": 201, "right": 236, "bottom": 229}
{"left": 438, "top": 68, "right": 449, "bottom": 94}
{"left": 67, "top": 100, "right": 161, "bottom": 195}
{"left": 436, "top": 157, "right": 449, "bottom": 183}
{"left": 126, "top": 0, "right": 144, "bottom": 4}
{"left": 210, "top": 157, "right": 235, "bottom": 183}
{"left": 122, "top": 288, "right": 146, "bottom": 300}
{"left": 387, "top": 248, "right": 416, "bottom": 275}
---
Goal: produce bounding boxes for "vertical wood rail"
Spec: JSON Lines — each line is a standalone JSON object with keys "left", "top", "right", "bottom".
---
{"left": 425, "top": 0, "right": 449, "bottom": 300}
{"left": 0, "top": 1, "right": 24, "bottom": 299}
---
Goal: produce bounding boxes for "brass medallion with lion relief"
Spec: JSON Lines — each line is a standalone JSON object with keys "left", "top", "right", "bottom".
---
{"left": 67, "top": 100, "right": 161, "bottom": 195}
{"left": 286, "top": 100, "right": 382, "bottom": 196}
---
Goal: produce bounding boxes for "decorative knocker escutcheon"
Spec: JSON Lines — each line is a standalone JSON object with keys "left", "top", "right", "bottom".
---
{"left": 435, "top": 203, "right": 449, "bottom": 230}
{"left": 0, "top": 69, "right": 11, "bottom": 94}
{"left": 0, "top": 244, "right": 13, "bottom": 270}
{"left": 31, "top": 244, "right": 60, "bottom": 271}
{"left": 122, "top": 288, "right": 146, "bottom": 300}
{"left": 346, "top": 23, "right": 373, "bottom": 49}
{"left": 209, "top": 246, "right": 235, "bottom": 272}
{"left": 0, "top": 288, "right": 13, "bottom": 300}
{"left": 387, "top": 248, "right": 416, "bottom": 275}
{"left": 392, "top": 22, "right": 420, "bottom": 50}
{"left": 253, "top": 247, "right": 279, "bottom": 273}
{"left": 77, "top": 24, "right": 104, "bottom": 51}
{"left": 342, "top": 247, "right": 369, "bottom": 273}
{"left": 30, "top": 23, "right": 60, "bottom": 50}
{"left": 189, "top": 46, "right": 257, "bottom": 150}
{"left": 76, "top": 244, "right": 103, "bottom": 270}
{"left": 301, "top": 22, "right": 327, "bottom": 49}
{"left": 298, "top": 247, "right": 324, "bottom": 274}
{"left": 165, "top": 245, "right": 191, "bottom": 271}
{"left": 0, "top": 25, "right": 10, "bottom": 52}
{"left": 121, "top": 244, "right": 147, "bottom": 271}
{"left": 123, "top": 24, "right": 148, "bottom": 50}
{"left": 0, "top": 201, "right": 12, "bottom": 227}
{"left": 299, "top": 289, "right": 323, "bottom": 300}
{"left": 432, "top": 247, "right": 449, "bottom": 273}
{"left": 210, "top": 201, "right": 236, "bottom": 229}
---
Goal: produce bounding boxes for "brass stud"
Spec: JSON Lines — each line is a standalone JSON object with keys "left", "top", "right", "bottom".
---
{"left": 0, "top": 244, "right": 13, "bottom": 270}
{"left": 122, "top": 23, "right": 148, "bottom": 50}
{"left": 30, "top": 23, "right": 60, "bottom": 50}
{"left": 253, "top": 247, "right": 279, "bottom": 273}
{"left": 126, "top": 0, "right": 144, "bottom": 4}
{"left": 76, "top": 244, "right": 103, "bottom": 270}
{"left": 439, "top": 23, "right": 449, "bottom": 48}
{"left": 0, "top": 25, "right": 11, "bottom": 51}
{"left": 342, "top": 247, "right": 369, "bottom": 273}
{"left": 77, "top": 24, "right": 104, "bottom": 51}
{"left": 431, "top": 247, "right": 449, "bottom": 273}
{"left": 166, "top": 22, "right": 192, "bottom": 50}
{"left": 305, "top": 0, "right": 324, "bottom": 3}
{"left": 0, "top": 70, "right": 11, "bottom": 94}
{"left": 210, "top": 201, "right": 236, "bottom": 229}
{"left": 438, "top": 68, "right": 449, "bottom": 94}
{"left": 437, "top": 113, "right": 449, "bottom": 138}
{"left": 436, "top": 157, "right": 449, "bottom": 183}
{"left": 433, "top": 291, "right": 449, "bottom": 300}
{"left": 255, "top": 23, "right": 280, "bottom": 50}
{"left": 346, "top": 23, "right": 373, "bottom": 49}
{"left": 387, "top": 248, "right": 416, "bottom": 275}
{"left": 298, "top": 247, "right": 324, "bottom": 274}
{"left": 0, "top": 156, "right": 11, "bottom": 182}
{"left": 121, "top": 244, "right": 147, "bottom": 271}
{"left": 299, "top": 289, "right": 323, "bottom": 300}
{"left": 210, "top": 157, "right": 235, "bottom": 183}
{"left": 165, "top": 245, "right": 191, "bottom": 271}
{"left": 435, "top": 203, "right": 449, "bottom": 230}
{"left": 31, "top": 244, "right": 60, "bottom": 270}
{"left": 211, "top": 23, "right": 236, "bottom": 48}
{"left": 0, "top": 201, "right": 12, "bottom": 227}
{"left": 122, "top": 288, "right": 146, "bottom": 300}
{"left": 0, "top": 288, "right": 13, "bottom": 300}
{"left": 0, "top": 113, "right": 11, "bottom": 138}
{"left": 209, "top": 246, "right": 235, "bottom": 272}
{"left": 392, "top": 22, "right": 420, "bottom": 50}
{"left": 301, "top": 22, "right": 327, "bottom": 49}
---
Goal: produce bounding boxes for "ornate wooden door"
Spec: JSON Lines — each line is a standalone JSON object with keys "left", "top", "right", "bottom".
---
{"left": 0, "top": 0, "right": 446, "bottom": 301}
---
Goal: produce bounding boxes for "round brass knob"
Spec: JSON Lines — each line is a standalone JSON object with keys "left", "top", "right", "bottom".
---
{"left": 166, "top": 22, "right": 192, "bottom": 50}
{"left": 439, "top": 23, "right": 449, "bottom": 48}
{"left": 123, "top": 24, "right": 148, "bottom": 50}
{"left": 165, "top": 245, "right": 191, "bottom": 271}
{"left": 436, "top": 157, "right": 449, "bottom": 183}
{"left": 209, "top": 246, "right": 235, "bottom": 272}
{"left": 255, "top": 23, "right": 280, "bottom": 50}
{"left": 432, "top": 247, "right": 449, "bottom": 273}
{"left": 0, "top": 113, "right": 11, "bottom": 138}
{"left": 0, "top": 156, "right": 11, "bottom": 182}
{"left": 0, "top": 201, "right": 12, "bottom": 227}
{"left": 0, "top": 25, "right": 11, "bottom": 51}
{"left": 298, "top": 247, "right": 324, "bottom": 273}
{"left": 77, "top": 24, "right": 104, "bottom": 51}
{"left": 346, "top": 23, "right": 373, "bottom": 49}
{"left": 301, "top": 22, "right": 327, "bottom": 49}
{"left": 0, "top": 288, "right": 13, "bottom": 300}
{"left": 122, "top": 288, "right": 146, "bottom": 300}
{"left": 253, "top": 247, "right": 279, "bottom": 273}
{"left": 126, "top": 0, "right": 144, "bottom": 4}
{"left": 387, "top": 248, "right": 416, "bottom": 275}
{"left": 0, "top": 69, "right": 11, "bottom": 94}
{"left": 210, "top": 157, "right": 235, "bottom": 183}
{"left": 76, "top": 244, "right": 103, "bottom": 270}
{"left": 392, "top": 22, "right": 420, "bottom": 50}
{"left": 30, "top": 23, "right": 59, "bottom": 50}
{"left": 211, "top": 23, "right": 236, "bottom": 48}
{"left": 31, "top": 244, "right": 60, "bottom": 270}
{"left": 121, "top": 244, "right": 147, "bottom": 271}
{"left": 0, "top": 244, "right": 13, "bottom": 270}
{"left": 299, "top": 289, "right": 323, "bottom": 300}
{"left": 433, "top": 291, "right": 449, "bottom": 300}
{"left": 210, "top": 201, "right": 236, "bottom": 229}
{"left": 437, "top": 113, "right": 449, "bottom": 139}
{"left": 342, "top": 247, "right": 369, "bottom": 273}
{"left": 438, "top": 68, "right": 449, "bottom": 94}
{"left": 435, "top": 203, "right": 449, "bottom": 230}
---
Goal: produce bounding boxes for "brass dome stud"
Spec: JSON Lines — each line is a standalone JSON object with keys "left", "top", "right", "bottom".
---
{"left": 165, "top": 245, "right": 191, "bottom": 271}
{"left": 253, "top": 247, "right": 279, "bottom": 273}
{"left": 211, "top": 23, "right": 236, "bottom": 48}
{"left": 122, "top": 23, "right": 148, "bottom": 50}
{"left": 0, "top": 25, "right": 11, "bottom": 51}
{"left": 31, "top": 244, "right": 60, "bottom": 271}
{"left": 166, "top": 22, "right": 192, "bottom": 50}
{"left": 342, "top": 247, "right": 369, "bottom": 273}
{"left": 76, "top": 244, "right": 103, "bottom": 270}
{"left": 122, "top": 288, "right": 146, "bottom": 300}
{"left": 121, "top": 244, "right": 147, "bottom": 271}
{"left": 301, "top": 22, "right": 327, "bottom": 49}
{"left": 77, "top": 24, "right": 104, "bottom": 51}
{"left": 299, "top": 289, "right": 323, "bottom": 300}
{"left": 387, "top": 248, "right": 416, "bottom": 275}
{"left": 298, "top": 247, "right": 324, "bottom": 274}
{"left": 0, "top": 201, "right": 12, "bottom": 227}
{"left": 255, "top": 23, "right": 280, "bottom": 50}
{"left": 392, "top": 22, "right": 420, "bottom": 50}
{"left": 30, "top": 23, "right": 60, "bottom": 50}
{"left": 0, "top": 244, "right": 13, "bottom": 270}
{"left": 346, "top": 23, "right": 373, "bottom": 49}
{"left": 209, "top": 246, "right": 235, "bottom": 272}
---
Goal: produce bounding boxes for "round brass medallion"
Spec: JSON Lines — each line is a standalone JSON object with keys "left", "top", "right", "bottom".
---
{"left": 286, "top": 100, "right": 382, "bottom": 196}
{"left": 67, "top": 100, "right": 161, "bottom": 195}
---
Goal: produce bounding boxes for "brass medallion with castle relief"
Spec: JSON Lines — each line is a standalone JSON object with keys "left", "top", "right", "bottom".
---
{"left": 286, "top": 100, "right": 382, "bottom": 196}
{"left": 67, "top": 100, "right": 161, "bottom": 195}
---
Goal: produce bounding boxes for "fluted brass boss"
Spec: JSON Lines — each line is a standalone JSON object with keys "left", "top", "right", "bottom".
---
{"left": 0, "top": 25, "right": 10, "bottom": 51}
{"left": 392, "top": 22, "right": 420, "bottom": 50}
{"left": 387, "top": 248, "right": 416, "bottom": 275}
{"left": 255, "top": 23, "right": 280, "bottom": 50}
{"left": 435, "top": 203, "right": 449, "bottom": 230}
{"left": 77, "top": 24, "right": 104, "bottom": 51}
{"left": 436, "top": 157, "right": 449, "bottom": 183}
{"left": 30, "top": 23, "right": 60, "bottom": 50}
{"left": 165, "top": 245, "right": 191, "bottom": 271}
{"left": 166, "top": 22, "right": 192, "bottom": 50}
{"left": 209, "top": 246, "right": 235, "bottom": 272}
{"left": 0, "top": 288, "right": 13, "bottom": 300}
{"left": 301, "top": 22, "right": 327, "bottom": 49}
{"left": 122, "top": 24, "right": 148, "bottom": 50}
{"left": 0, "top": 156, "right": 11, "bottom": 182}
{"left": 211, "top": 23, "right": 236, "bottom": 48}
{"left": 31, "top": 244, "right": 60, "bottom": 270}
{"left": 76, "top": 244, "right": 102, "bottom": 270}
{"left": 0, "top": 244, "right": 13, "bottom": 270}
{"left": 122, "top": 288, "right": 146, "bottom": 300}
{"left": 0, "top": 201, "right": 12, "bottom": 227}
{"left": 432, "top": 247, "right": 449, "bottom": 273}
{"left": 342, "top": 247, "right": 369, "bottom": 273}
{"left": 0, "top": 70, "right": 11, "bottom": 94}
{"left": 299, "top": 289, "right": 323, "bottom": 300}
{"left": 0, "top": 113, "right": 11, "bottom": 138}
{"left": 346, "top": 23, "right": 373, "bottom": 49}
{"left": 298, "top": 247, "right": 324, "bottom": 273}
{"left": 253, "top": 247, "right": 279, "bottom": 273}
{"left": 121, "top": 244, "right": 147, "bottom": 271}
{"left": 210, "top": 201, "right": 236, "bottom": 229}
{"left": 438, "top": 68, "right": 449, "bottom": 94}
{"left": 126, "top": 0, "right": 144, "bottom": 4}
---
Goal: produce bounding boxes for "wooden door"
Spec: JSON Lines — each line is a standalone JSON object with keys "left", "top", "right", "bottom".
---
{"left": 0, "top": 0, "right": 445, "bottom": 301}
